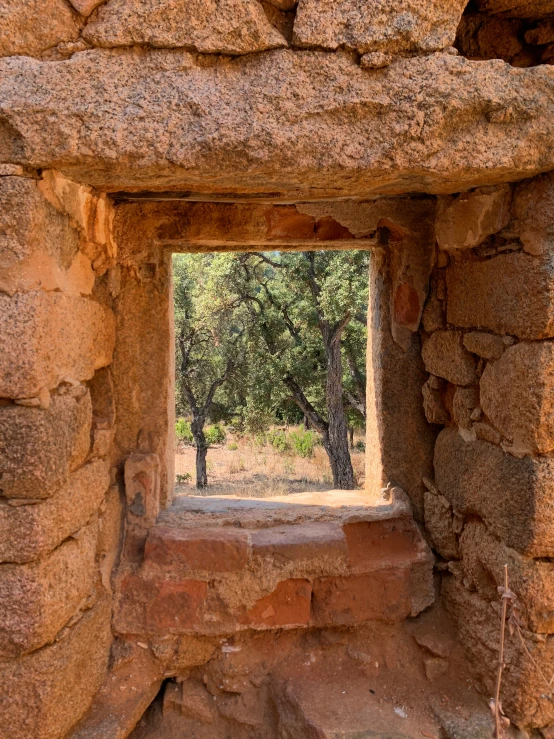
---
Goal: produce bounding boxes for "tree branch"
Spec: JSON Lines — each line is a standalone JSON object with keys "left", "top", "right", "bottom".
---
{"left": 283, "top": 375, "right": 329, "bottom": 436}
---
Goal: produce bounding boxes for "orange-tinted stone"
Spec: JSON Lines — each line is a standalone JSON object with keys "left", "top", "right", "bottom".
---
{"left": 116, "top": 574, "right": 207, "bottom": 634}
{"left": 393, "top": 281, "right": 421, "bottom": 326}
{"left": 243, "top": 579, "right": 312, "bottom": 628}
{"left": 250, "top": 523, "right": 347, "bottom": 565}
{"left": 312, "top": 571, "right": 412, "bottom": 626}
{"left": 343, "top": 520, "right": 422, "bottom": 572}
{"left": 265, "top": 207, "right": 315, "bottom": 240}
{"left": 145, "top": 526, "right": 249, "bottom": 573}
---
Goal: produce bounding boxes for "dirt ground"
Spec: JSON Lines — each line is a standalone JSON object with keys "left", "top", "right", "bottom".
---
{"left": 174, "top": 431, "right": 366, "bottom": 497}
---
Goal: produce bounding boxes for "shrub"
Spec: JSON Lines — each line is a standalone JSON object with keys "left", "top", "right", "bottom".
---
{"left": 205, "top": 423, "right": 226, "bottom": 445}
{"left": 176, "top": 472, "right": 191, "bottom": 483}
{"left": 355, "top": 440, "right": 366, "bottom": 452}
{"left": 175, "top": 419, "right": 193, "bottom": 443}
{"left": 227, "top": 442, "right": 238, "bottom": 451}
{"left": 288, "top": 428, "right": 318, "bottom": 458}
{"left": 267, "top": 429, "right": 290, "bottom": 454}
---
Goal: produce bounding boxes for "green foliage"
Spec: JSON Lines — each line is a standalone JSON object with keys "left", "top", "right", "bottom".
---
{"left": 227, "top": 442, "right": 238, "bottom": 451}
{"left": 267, "top": 429, "right": 290, "bottom": 454}
{"left": 288, "top": 428, "right": 319, "bottom": 458}
{"left": 176, "top": 472, "right": 191, "bottom": 483}
{"left": 205, "top": 423, "right": 226, "bottom": 445}
{"left": 175, "top": 419, "right": 193, "bottom": 443}
{"left": 354, "top": 440, "right": 366, "bottom": 452}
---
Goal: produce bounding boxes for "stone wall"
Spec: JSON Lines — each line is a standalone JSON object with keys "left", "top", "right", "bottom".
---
{"left": 0, "top": 169, "right": 121, "bottom": 739}
{"left": 421, "top": 173, "right": 554, "bottom": 729}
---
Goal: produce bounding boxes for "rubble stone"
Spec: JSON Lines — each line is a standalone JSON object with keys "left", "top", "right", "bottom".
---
{"left": 0, "top": 0, "right": 80, "bottom": 58}
{"left": 421, "top": 330, "right": 477, "bottom": 386}
{"left": 446, "top": 252, "right": 554, "bottom": 340}
{"left": 0, "top": 596, "right": 112, "bottom": 739}
{"left": 452, "top": 386, "right": 480, "bottom": 429}
{"left": 145, "top": 526, "right": 249, "bottom": 574}
{"left": 422, "top": 381, "right": 450, "bottom": 425}
{"left": 436, "top": 186, "right": 511, "bottom": 251}
{"left": 480, "top": 341, "right": 554, "bottom": 454}
{"left": 0, "top": 391, "right": 92, "bottom": 499}
{"left": 0, "top": 521, "right": 98, "bottom": 657}
{"left": 293, "top": 0, "right": 467, "bottom": 54}
{"left": 0, "top": 292, "right": 115, "bottom": 399}
{"left": 510, "top": 171, "right": 554, "bottom": 255}
{"left": 475, "top": 0, "right": 554, "bottom": 18}
{"left": 463, "top": 331, "right": 505, "bottom": 360}
{"left": 435, "top": 427, "right": 554, "bottom": 556}
{"left": 423, "top": 491, "right": 459, "bottom": 560}
{"left": 250, "top": 523, "right": 347, "bottom": 564}
{"left": 83, "top": 0, "right": 287, "bottom": 54}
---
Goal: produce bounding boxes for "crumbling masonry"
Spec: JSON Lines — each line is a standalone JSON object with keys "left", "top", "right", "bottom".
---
{"left": 3, "top": 0, "right": 554, "bottom": 737}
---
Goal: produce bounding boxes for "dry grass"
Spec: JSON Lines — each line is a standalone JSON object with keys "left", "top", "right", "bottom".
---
{"left": 175, "top": 430, "right": 365, "bottom": 498}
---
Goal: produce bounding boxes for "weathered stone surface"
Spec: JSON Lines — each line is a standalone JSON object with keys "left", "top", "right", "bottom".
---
{"left": 83, "top": 0, "right": 286, "bottom": 54}
{"left": 0, "top": 459, "right": 109, "bottom": 564}
{"left": 145, "top": 526, "right": 249, "bottom": 573}
{"left": 0, "top": 391, "right": 92, "bottom": 499}
{"left": 0, "top": 596, "right": 112, "bottom": 739}
{"left": 435, "top": 427, "right": 554, "bottom": 556}
{"left": 293, "top": 0, "right": 467, "bottom": 54}
{"left": 116, "top": 575, "right": 208, "bottom": 635}
{"left": 480, "top": 341, "right": 554, "bottom": 453}
{"left": 0, "top": 292, "right": 115, "bottom": 399}
{"left": 424, "top": 490, "right": 459, "bottom": 560}
{"left": 459, "top": 520, "right": 554, "bottom": 633}
{"left": 463, "top": 331, "right": 505, "bottom": 359}
{"left": 243, "top": 579, "right": 311, "bottom": 628}
{"left": 343, "top": 519, "right": 431, "bottom": 571}
{"left": 0, "top": 175, "right": 95, "bottom": 297}
{"left": 475, "top": 0, "right": 554, "bottom": 18}
{"left": 444, "top": 577, "right": 554, "bottom": 729}
{"left": 422, "top": 330, "right": 477, "bottom": 386}
{"left": 0, "top": 0, "right": 80, "bottom": 58}
{"left": 69, "top": 0, "right": 109, "bottom": 16}
{"left": 250, "top": 523, "right": 347, "bottom": 564}
{"left": 452, "top": 386, "right": 480, "bottom": 429}
{"left": 436, "top": 186, "right": 511, "bottom": 251}
{"left": 312, "top": 570, "right": 412, "bottom": 626}
{"left": 125, "top": 452, "right": 161, "bottom": 529}
{"left": 422, "top": 380, "right": 450, "bottom": 424}
{"left": 447, "top": 252, "right": 554, "bottom": 339}
{"left": 510, "top": 171, "right": 554, "bottom": 255}
{"left": 526, "top": 20, "right": 554, "bottom": 45}
{"left": 2, "top": 51, "right": 554, "bottom": 196}
{"left": 0, "top": 521, "right": 98, "bottom": 657}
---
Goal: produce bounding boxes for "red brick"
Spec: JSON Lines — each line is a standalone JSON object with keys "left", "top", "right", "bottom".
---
{"left": 250, "top": 523, "right": 347, "bottom": 565}
{"left": 343, "top": 520, "right": 422, "bottom": 572}
{"left": 116, "top": 574, "right": 207, "bottom": 634}
{"left": 242, "top": 579, "right": 312, "bottom": 628}
{"left": 311, "top": 571, "right": 412, "bottom": 626}
{"left": 145, "top": 526, "right": 248, "bottom": 573}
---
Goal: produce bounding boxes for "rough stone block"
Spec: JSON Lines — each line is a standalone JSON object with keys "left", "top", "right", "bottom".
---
{"left": 2, "top": 52, "right": 554, "bottom": 198}
{"left": 0, "top": 459, "right": 109, "bottom": 564}
{"left": 0, "top": 391, "right": 92, "bottom": 499}
{"left": 422, "top": 330, "right": 477, "bottom": 386}
{"left": 0, "top": 520, "right": 98, "bottom": 657}
{"left": 145, "top": 526, "right": 249, "bottom": 574}
{"left": 0, "top": 0, "right": 80, "bottom": 58}
{"left": 124, "top": 453, "right": 161, "bottom": 528}
{"left": 343, "top": 520, "right": 430, "bottom": 571}
{"left": 0, "top": 175, "right": 94, "bottom": 297}
{"left": 452, "top": 386, "right": 480, "bottom": 430}
{"left": 0, "top": 596, "right": 112, "bottom": 739}
{"left": 444, "top": 577, "right": 554, "bottom": 729}
{"left": 311, "top": 571, "right": 412, "bottom": 626}
{"left": 446, "top": 252, "right": 554, "bottom": 340}
{"left": 97, "top": 484, "right": 124, "bottom": 591}
{"left": 423, "top": 490, "right": 459, "bottom": 560}
{"left": 459, "top": 520, "right": 554, "bottom": 634}
{"left": 293, "top": 0, "right": 467, "bottom": 54}
{"left": 480, "top": 341, "right": 554, "bottom": 454}
{"left": 250, "top": 523, "right": 347, "bottom": 565}
{"left": 434, "top": 427, "right": 554, "bottom": 557}
{"left": 115, "top": 575, "right": 207, "bottom": 635}
{"left": 435, "top": 186, "right": 511, "bottom": 251}
{"left": 68, "top": 0, "right": 106, "bottom": 16}
{"left": 463, "top": 331, "right": 505, "bottom": 360}
{"left": 0, "top": 292, "right": 115, "bottom": 399}
{"left": 422, "top": 380, "right": 450, "bottom": 425}
{"left": 83, "top": 0, "right": 287, "bottom": 54}
{"left": 243, "top": 579, "right": 311, "bottom": 628}
{"left": 510, "top": 171, "right": 554, "bottom": 254}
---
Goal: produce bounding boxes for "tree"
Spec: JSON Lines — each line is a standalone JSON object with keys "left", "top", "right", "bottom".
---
{"left": 214, "top": 250, "right": 369, "bottom": 489}
{"left": 173, "top": 254, "right": 245, "bottom": 488}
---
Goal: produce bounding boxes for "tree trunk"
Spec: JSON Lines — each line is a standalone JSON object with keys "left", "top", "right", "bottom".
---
{"left": 325, "top": 337, "right": 355, "bottom": 489}
{"left": 304, "top": 414, "right": 310, "bottom": 430}
{"left": 191, "top": 416, "right": 208, "bottom": 489}
{"left": 349, "top": 426, "right": 354, "bottom": 449}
